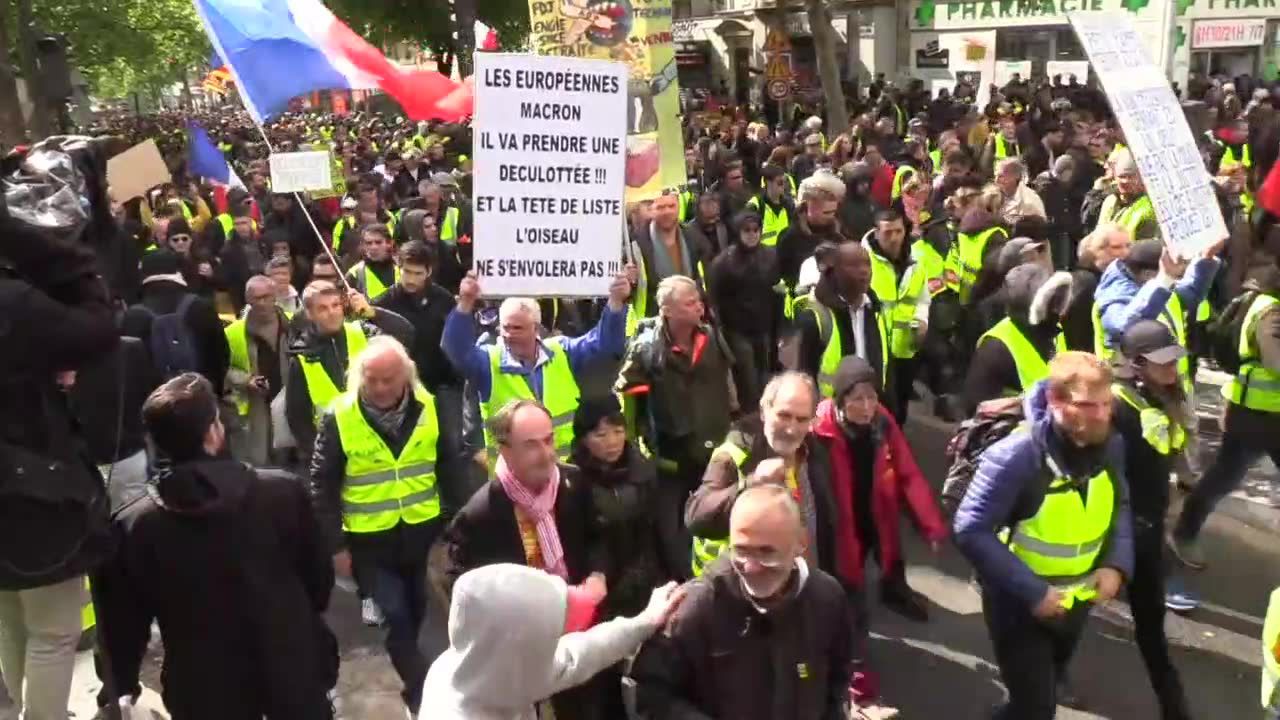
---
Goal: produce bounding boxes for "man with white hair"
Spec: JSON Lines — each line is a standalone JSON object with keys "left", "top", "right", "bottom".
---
{"left": 778, "top": 169, "right": 847, "bottom": 293}
{"left": 1097, "top": 148, "right": 1159, "bottom": 241}
{"left": 617, "top": 274, "right": 736, "bottom": 579}
{"left": 443, "top": 268, "right": 631, "bottom": 462}
{"left": 993, "top": 157, "right": 1046, "bottom": 226}
{"left": 310, "top": 335, "right": 461, "bottom": 716}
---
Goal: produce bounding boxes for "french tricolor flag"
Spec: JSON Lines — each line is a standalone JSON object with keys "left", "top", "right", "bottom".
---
{"left": 194, "top": 0, "right": 471, "bottom": 123}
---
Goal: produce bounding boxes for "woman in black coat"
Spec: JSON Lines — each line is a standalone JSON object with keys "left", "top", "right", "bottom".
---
{"left": 570, "top": 397, "right": 674, "bottom": 620}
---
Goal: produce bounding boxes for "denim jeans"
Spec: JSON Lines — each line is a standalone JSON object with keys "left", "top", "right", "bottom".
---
{"left": 370, "top": 563, "right": 429, "bottom": 713}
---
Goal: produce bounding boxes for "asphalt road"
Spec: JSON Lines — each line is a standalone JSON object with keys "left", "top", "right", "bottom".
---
{"left": 3, "top": 397, "right": 1276, "bottom": 720}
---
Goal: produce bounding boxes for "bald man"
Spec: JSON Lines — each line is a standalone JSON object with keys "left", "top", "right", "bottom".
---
{"left": 631, "top": 484, "right": 855, "bottom": 720}
{"left": 224, "top": 275, "right": 292, "bottom": 465}
{"left": 309, "top": 335, "right": 460, "bottom": 715}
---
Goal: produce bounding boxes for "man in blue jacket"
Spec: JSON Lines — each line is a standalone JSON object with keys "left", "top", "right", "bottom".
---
{"left": 442, "top": 269, "right": 631, "bottom": 463}
{"left": 955, "top": 351, "right": 1135, "bottom": 720}
{"left": 1094, "top": 237, "right": 1223, "bottom": 360}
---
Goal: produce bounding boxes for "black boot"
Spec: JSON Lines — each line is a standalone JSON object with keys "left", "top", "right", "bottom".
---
{"left": 880, "top": 578, "right": 929, "bottom": 622}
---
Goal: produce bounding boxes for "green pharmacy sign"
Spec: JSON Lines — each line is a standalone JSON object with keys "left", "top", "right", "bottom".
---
{"left": 914, "top": 0, "right": 1150, "bottom": 26}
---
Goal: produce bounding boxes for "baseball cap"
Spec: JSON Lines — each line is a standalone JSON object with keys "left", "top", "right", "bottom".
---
{"left": 1125, "top": 239, "right": 1163, "bottom": 273}
{"left": 997, "top": 237, "right": 1047, "bottom": 275}
{"left": 1120, "top": 319, "right": 1187, "bottom": 365}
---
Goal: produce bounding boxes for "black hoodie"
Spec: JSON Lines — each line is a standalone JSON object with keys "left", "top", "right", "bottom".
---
{"left": 98, "top": 458, "right": 336, "bottom": 720}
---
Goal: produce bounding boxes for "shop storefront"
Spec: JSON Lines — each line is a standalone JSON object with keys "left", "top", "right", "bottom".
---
{"left": 1173, "top": 1, "right": 1280, "bottom": 87}
{"left": 907, "top": 0, "right": 1172, "bottom": 100}
{"left": 672, "top": 19, "right": 718, "bottom": 91}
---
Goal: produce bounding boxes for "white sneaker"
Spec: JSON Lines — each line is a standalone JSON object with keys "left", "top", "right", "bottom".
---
{"left": 361, "top": 597, "right": 385, "bottom": 626}
{"left": 851, "top": 704, "right": 900, "bottom": 720}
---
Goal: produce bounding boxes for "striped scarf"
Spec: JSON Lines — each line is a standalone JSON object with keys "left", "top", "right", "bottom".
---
{"left": 496, "top": 457, "right": 567, "bottom": 579}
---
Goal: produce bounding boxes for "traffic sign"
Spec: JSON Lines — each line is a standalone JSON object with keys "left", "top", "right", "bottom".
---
{"left": 763, "top": 29, "right": 791, "bottom": 54}
{"left": 767, "top": 78, "right": 791, "bottom": 101}
{"left": 765, "top": 53, "right": 792, "bottom": 80}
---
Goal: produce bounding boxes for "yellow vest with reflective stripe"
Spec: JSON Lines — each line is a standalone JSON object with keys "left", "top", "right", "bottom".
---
{"left": 864, "top": 240, "right": 926, "bottom": 359}
{"left": 1262, "top": 586, "right": 1280, "bottom": 709}
{"left": 333, "top": 384, "right": 441, "bottom": 533}
{"left": 225, "top": 311, "right": 293, "bottom": 416}
{"left": 1224, "top": 294, "right": 1280, "bottom": 413}
{"left": 978, "top": 318, "right": 1065, "bottom": 394}
{"left": 1008, "top": 450, "right": 1115, "bottom": 609}
{"left": 891, "top": 165, "right": 917, "bottom": 201}
{"left": 746, "top": 195, "right": 790, "bottom": 247}
{"left": 300, "top": 323, "right": 368, "bottom": 426}
{"left": 794, "top": 292, "right": 888, "bottom": 398}
{"left": 913, "top": 237, "right": 948, "bottom": 298}
{"left": 346, "top": 261, "right": 401, "bottom": 301}
{"left": 1113, "top": 383, "right": 1187, "bottom": 456}
{"left": 480, "top": 338, "right": 581, "bottom": 459}
{"left": 691, "top": 441, "right": 748, "bottom": 577}
{"left": 1099, "top": 194, "right": 1156, "bottom": 239}
{"left": 944, "top": 226, "right": 1007, "bottom": 304}
{"left": 1093, "top": 292, "right": 1191, "bottom": 393}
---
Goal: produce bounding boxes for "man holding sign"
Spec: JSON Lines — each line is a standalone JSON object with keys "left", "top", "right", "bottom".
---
{"left": 442, "top": 269, "right": 632, "bottom": 465}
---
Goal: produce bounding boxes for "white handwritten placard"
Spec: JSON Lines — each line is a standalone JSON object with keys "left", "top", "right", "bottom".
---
{"left": 269, "top": 151, "right": 333, "bottom": 193}
{"left": 473, "top": 52, "right": 628, "bottom": 297}
{"left": 1069, "top": 12, "right": 1226, "bottom": 259}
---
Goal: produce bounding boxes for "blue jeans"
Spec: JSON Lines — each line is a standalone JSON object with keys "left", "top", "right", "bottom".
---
{"left": 370, "top": 562, "right": 429, "bottom": 712}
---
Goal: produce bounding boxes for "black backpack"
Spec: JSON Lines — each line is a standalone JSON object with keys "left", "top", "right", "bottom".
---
{"left": 140, "top": 294, "right": 200, "bottom": 378}
{"left": 1205, "top": 290, "right": 1258, "bottom": 374}
{"left": 940, "top": 395, "right": 1025, "bottom": 516}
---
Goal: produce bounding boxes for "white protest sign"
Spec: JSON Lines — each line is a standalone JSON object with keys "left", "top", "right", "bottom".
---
{"left": 269, "top": 151, "right": 333, "bottom": 193}
{"left": 473, "top": 52, "right": 628, "bottom": 297}
{"left": 1069, "top": 12, "right": 1226, "bottom": 259}
{"left": 994, "top": 60, "right": 1031, "bottom": 88}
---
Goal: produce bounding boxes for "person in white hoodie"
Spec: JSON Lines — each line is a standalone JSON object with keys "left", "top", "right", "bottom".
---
{"left": 420, "top": 563, "right": 684, "bottom": 720}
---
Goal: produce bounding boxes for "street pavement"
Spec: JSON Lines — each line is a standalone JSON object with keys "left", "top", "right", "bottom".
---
{"left": 3, "top": 381, "right": 1276, "bottom": 720}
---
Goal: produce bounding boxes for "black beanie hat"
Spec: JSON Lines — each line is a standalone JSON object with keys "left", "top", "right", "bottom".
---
{"left": 572, "top": 395, "right": 624, "bottom": 438}
{"left": 832, "top": 356, "right": 880, "bottom": 402}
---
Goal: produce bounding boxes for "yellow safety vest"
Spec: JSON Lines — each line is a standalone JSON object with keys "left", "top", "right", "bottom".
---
{"left": 479, "top": 338, "right": 581, "bottom": 460}
{"left": 677, "top": 189, "right": 693, "bottom": 224}
{"left": 216, "top": 213, "right": 258, "bottom": 240}
{"left": 978, "top": 318, "right": 1066, "bottom": 394}
{"left": 794, "top": 292, "right": 888, "bottom": 397}
{"left": 1262, "top": 586, "right": 1280, "bottom": 710}
{"left": 346, "top": 261, "right": 401, "bottom": 301}
{"left": 1224, "top": 143, "right": 1253, "bottom": 169}
{"left": 334, "top": 214, "right": 398, "bottom": 253}
{"left": 1098, "top": 194, "right": 1157, "bottom": 240}
{"left": 928, "top": 148, "right": 942, "bottom": 172}
{"left": 226, "top": 318, "right": 260, "bottom": 417}
{"left": 690, "top": 440, "right": 749, "bottom": 577}
{"left": 440, "top": 206, "right": 460, "bottom": 244}
{"left": 944, "top": 226, "right": 1008, "bottom": 304}
{"left": 82, "top": 577, "right": 94, "bottom": 633}
{"left": 891, "top": 165, "right": 917, "bottom": 201}
{"left": 1224, "top": 294, "right": 1280, "bottom": 413}
{"left": 746, "top": 195, "right": 791, "bottom": 247}
{"left": 913, "top": 237, "right": 948, "bottom": 298}
{"left": 994, "top": 133, "right": 1017, "bottom": 161}
{"left": 333, "top": 384, "right": 441, "bottom": 533}
{"left": 865, "top": 238, "right": 926, "bottom": 359}
{"left": 1113, "top": 383, "right": 1187, "bottom": 456}
{"left": 299, "top": 323, "right": 368, "bottom": 426}
{"left": 1093, "top": 293, "right": 1192, "bottom": 393}
{"left": 1008, "top": 448, "right": 1115, "bottom": 609}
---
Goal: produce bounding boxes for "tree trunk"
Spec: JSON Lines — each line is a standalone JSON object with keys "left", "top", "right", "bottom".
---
{"left": 17, "top": 0, "right": 50, "bottom": 137}
{"left": 454, "top": 0, "right": 477, "bottom": 77}
{"left": 804, "top": 0, "right": 847, "bottom": 135}
{"left": 0, "top": 0, "right": 28, "bottom": 143}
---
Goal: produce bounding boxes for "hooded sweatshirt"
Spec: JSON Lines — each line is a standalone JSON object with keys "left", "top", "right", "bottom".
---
{"left": 420, "top": 564, "right": 657, "bottom": 720}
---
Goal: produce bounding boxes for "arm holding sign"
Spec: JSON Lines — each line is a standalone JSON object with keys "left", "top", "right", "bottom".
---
{"left": 559, "top": 270, "right": 632, "bottom": 372}
{"left": 1171, "top": 239, "right": 1225, "bottom": 310}
{"left": 441, "top": 272, "right": 494, "bottom": 401}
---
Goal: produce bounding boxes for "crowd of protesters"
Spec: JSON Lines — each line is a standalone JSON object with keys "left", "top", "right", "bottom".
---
{"left": 1, "top": 66, "right": 1278, "bottom": 720}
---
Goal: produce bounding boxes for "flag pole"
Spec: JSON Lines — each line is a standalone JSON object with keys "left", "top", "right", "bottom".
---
{"left": 250, "top": 122, "right": 351, "bottom": 292}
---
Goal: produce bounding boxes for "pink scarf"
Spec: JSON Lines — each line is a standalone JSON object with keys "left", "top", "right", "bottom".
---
{"left": 496, "top": 457, "right": 568, "bottom": 579}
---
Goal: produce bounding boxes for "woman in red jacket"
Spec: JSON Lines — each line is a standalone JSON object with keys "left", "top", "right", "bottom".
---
{"left": 811, "top": 355, "right": 948, "bottom": 624}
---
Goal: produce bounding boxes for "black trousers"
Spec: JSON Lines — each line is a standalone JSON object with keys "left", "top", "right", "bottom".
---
{"left": 1129, "top": 521, "right": 1191, "bottom": 720}
{"left": 890, "top": 357, "right": 916, "bottom": 425}
{"left": 984, "top": 593, "right": 1091, "bottom": 720}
